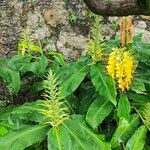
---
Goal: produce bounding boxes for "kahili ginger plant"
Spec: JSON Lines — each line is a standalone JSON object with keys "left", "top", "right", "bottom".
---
{"left": 87, "top": 14, "right": 105, "bottom": 62}
{"left": 38, "top": 69, "right": 69, "bottom": 127}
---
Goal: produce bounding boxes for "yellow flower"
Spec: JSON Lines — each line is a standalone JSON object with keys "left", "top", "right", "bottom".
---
{"left": 107, "top": 48, "right": 134, "bottom": 91}
{"left": 107, "top": 51, "right": 116, "bottom": 79}
{"left": 116, "top": 61, "right": 124, "bottom": 90}
{"left": 122, "top": 52, "right": 133, "bottom": 90}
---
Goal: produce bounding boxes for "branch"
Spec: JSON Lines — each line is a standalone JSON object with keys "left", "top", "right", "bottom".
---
{"left": 84, "top": 0, "right": 150, "bottom": 16}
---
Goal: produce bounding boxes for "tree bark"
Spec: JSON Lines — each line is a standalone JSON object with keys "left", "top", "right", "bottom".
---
{"left": 84, "top": 0, "right": 150, "bottom": 16}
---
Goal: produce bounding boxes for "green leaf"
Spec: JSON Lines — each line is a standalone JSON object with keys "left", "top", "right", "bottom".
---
{"left": 37, "top": 55, "right": 48, "bottom": 76}
{"left": 7, "top": 55, "right": 31, "bottom": 73}
{"left": 47, "top": 50, "right": 65, "bottom": 65}
{"left": 48, "top": 126, "right": 71, "bottom": 150}
{"left": 111, "top": 114, "right": 140, "bottom": 148}
{"left": 117, "top": 93, "right": 130, "bottom": 121}
{"left": 32, "top": 82, "right": 43, "bottom": 92}
{"left": 48, "top": 115, "right": 111, "bottom": 150}
{"left": 86, "top": 96, "right": 114, "bottom": 130}
{"left": 90, "top": 64, "right": 116, "bottom": 106}
{"left": 133, "top": 33, "right": 142, "bottom": 44}
{"left": 66, "top": 94, "right": 80, "bottom": 113}
{"left": 29, "top": 61, "right": 39, "bottom": 74}
{"left": 78, "top": 82, "right": 97, "bottom": 114}
{"left": 0, "top": 125, "right": 8, "bottom": 136}
{"left": 0, "top": 125, "right": 49, "bottom": 150}
{"left": 136, "top": 62, "right": 150, "bottom": 85}
{"left": 137, "top": 43, "right": 150, "bottom": 66}
{"left": 0, "top": 59, "right": 20, "bottom": 94}
{"left": 105, "top": 36, "right": 120, "bottom": 53}
{"left": 130, "top": 78, "right": 146, "bottom": 94}
{"left": 9, "top": 70, "right": 20, "bottom": 94}
{"left": 59, "top": 61, "right": 88, "bottom": 98}
{"left": 7, "top": 55, "right": 48, "bottom": 76}
{"left": 0, "top": 100, "right": 44, "bottom": 123}
{"left": 125, "top": 125, "right": 147, "bottom": 150}
{"left": 127, "top": 93, "right": 150, "bottom": 104}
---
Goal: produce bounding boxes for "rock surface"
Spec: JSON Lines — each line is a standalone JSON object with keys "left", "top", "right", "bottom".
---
{"left": 0, "top": 0, "right": 150, "bottom": 59}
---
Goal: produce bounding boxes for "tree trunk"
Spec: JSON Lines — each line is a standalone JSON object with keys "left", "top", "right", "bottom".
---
{"left": 84, "top": 0, "right": 150, "bottom": 16}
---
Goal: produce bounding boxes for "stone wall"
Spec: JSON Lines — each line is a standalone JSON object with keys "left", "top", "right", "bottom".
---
{"left": 0, "top": 0, "right": 150, "bottom": 60}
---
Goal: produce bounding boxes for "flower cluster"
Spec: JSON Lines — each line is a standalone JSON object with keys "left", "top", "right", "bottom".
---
{"left": 107, "top": 48, "right": 134, "bottom": 91}
{"left": 87, "top": 15, "right": 105, "bottom": 62}
{"left": 38, "top": 70, "right": 69, "bottom": 127}
{"left": 120, "top": 16, "right": 133, "bottom": 46}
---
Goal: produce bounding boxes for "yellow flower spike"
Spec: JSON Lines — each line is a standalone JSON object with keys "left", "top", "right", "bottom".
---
{"left": 116, "top": 61, "right": 124, "bottom": 90}
{"left": 107, "top": 47, "right": 134, "bottom": 91}
{"left": 107, "top": 51, "right": 116, "bottom": 79}
{"left": 123, "top": 52, "right": 133, "bottom": 90}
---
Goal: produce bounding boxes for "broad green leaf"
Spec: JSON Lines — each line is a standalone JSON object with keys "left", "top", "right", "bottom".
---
{"left": 27, "top": 56, "right": 48, "bottom": 75}
{"left": 125, "top": 125, "right": 147, "bottom": 150}
{"left": 86, "top": 96, "right": 114, "bottom": 130}
{"left": 130, "top": 78, "right": 146, "bottom": 94}
{"left": 111, "top": 114, "right": 140, "bottom": 148}
{"left": 0, "top": 125, "right": 8, "bottom": 136}
{"left": 136, "top": 62, "right": 150, "bottom": 85}
{"left": 38, "top": 55, "right": 48, "bottom": 76}
{"left": 7, "top": 55, "right": 48, "bottom": 76}
{"left": 48, "top": 115, "right": 111, "bottom": 150}
{"left": 133, "top": 33, "right": 142, "bottom": 44}
{"left": 59, "top": 61, "right": 88, "bottom": 98}
{"left": 66, "top": 94, "right": 80, "bottom": 113}
{"left": 29, "top": 61, "right": 39, "bottom": 74}
{"left": 78, "top": 82, "right": 97, "bottom": 114}
{"left": 9, "top": 70, "right": 20, "bottom": 94}
{"left": 0, "top": 125, "right": 49, "bottom": 150}
{"left": 6, "top": 55, "right": 31, "bottom": 73}
{"left": 48, "top": 126, "right": 72, "bottom": 150}
{"left": 127, "top": 93, "right": 150, "bottom": 104}
{"left": 105, "top": 36, "right": 120, "bottom": 53}
{"left": 0, "top": 59, "right": 20, "bottom": 94}
{"left": 0, "top": 105, "right": 15, "bottom": 117}
{"left": 137, "top": 43, "right": 150, "bottom": 67}
{"left": 117, "top": 93, "right": 130, "bottom": 121}
{"left": 27, "top": 56, "right": 47, "bottom": 75}
{"left": 0, "top": 100, "right": 44, "bottom": 123}
{"left": 32, "top": 82, "right": 43, "bottom": 92}
{"left": 90, "top": 64, "right": 116, "bottom": 106}
{"left": 47, "top": 50, "right": 65, "bottom": 65}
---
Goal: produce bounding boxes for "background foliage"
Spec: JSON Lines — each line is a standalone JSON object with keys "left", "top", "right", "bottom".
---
{"left": 0, "top": 15, "right": 149, "bottom": 150}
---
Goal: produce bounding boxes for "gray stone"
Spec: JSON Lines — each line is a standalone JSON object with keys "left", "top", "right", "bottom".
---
{"left": 0, "top": 0, "right": 150, "bottom": 59}
{"left": 134, "top": 21, "right": 147, "bottom": 29}
{"left": 133, "top": 27, "right": 150, "bottom": 43}
{"left": 57, "top": 30, "right": 88, "bottom": 60}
